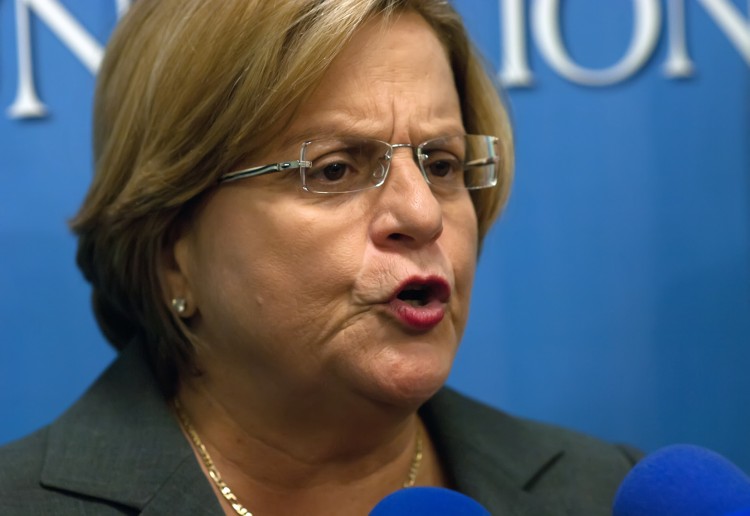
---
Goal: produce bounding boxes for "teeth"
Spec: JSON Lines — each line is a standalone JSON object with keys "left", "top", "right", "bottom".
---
{"left": 404, "top": 298, "right": 426, "bottom": 307}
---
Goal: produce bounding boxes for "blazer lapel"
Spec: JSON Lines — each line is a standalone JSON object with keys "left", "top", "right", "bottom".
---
{"left": 39, "top": 343, "right": 222, "bottom": 514}
{"left": 421, "top": 388, "right": 566, "bottom": 515}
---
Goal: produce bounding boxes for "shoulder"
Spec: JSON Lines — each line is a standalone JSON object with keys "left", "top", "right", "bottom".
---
{"left": 0, "top": 428, "right": 126, "bottom": 515}
{"left": 0, "top": 344, "right": 195, "bottom": 515}
{"left": 421, "top": 387, "right": 642, "bottom": 515}
{"left": 424, "top": 386, "right": 642, "bottom": 461}
{"left": 0, "top": 428, "right": 47, "bottom": 496}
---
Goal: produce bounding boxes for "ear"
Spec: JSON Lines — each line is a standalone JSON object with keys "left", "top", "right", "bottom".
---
{"left": 160, "top": 231, "right": 198, "bottom": 319}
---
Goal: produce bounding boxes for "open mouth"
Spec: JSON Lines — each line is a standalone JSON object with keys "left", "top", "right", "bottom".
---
{"left": 393, "top": 278, "right": 450, "bottom": 307}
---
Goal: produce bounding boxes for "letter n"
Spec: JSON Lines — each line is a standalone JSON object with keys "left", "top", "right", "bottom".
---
{"left": 8, "top": 0, "right": 107, "bottom": 119}
{"left": 698, "top": 0, "right": 750, "bottom": 65}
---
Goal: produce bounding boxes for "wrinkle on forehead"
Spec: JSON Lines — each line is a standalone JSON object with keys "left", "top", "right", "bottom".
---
{"left": 276, "top": 12, "right": 464, "bottom": 152}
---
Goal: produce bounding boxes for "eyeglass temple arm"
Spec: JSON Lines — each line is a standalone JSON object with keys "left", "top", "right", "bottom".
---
{"left": 219, "top": 160, "right": 313, "bottom": 184}
{"left": 464, "top": 156, "right": 499, "bottom": 168}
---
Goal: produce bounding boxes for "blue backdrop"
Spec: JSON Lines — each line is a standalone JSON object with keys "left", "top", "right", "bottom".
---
{"left": 2, "top": 0, "right": 749, "bottom": 472}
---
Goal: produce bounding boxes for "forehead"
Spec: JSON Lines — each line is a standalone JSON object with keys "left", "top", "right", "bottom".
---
{"left": 278, "top": 11, "right": 463, "bottom": 150}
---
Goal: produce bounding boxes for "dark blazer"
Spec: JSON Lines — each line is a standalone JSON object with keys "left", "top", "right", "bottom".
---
{"left": 0, "top": 344, "right": 640, "bottom": 515}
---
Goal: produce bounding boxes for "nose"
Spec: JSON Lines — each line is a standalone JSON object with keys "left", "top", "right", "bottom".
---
{"left": 369, "top": 148, "right": 443, "bottom": 249}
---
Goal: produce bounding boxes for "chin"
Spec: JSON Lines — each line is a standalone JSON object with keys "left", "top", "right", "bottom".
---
{"left": 366, "top": 345, "right": 454, "bottom": 409}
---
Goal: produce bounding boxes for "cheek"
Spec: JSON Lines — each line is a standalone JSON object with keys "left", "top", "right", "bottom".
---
{"left": 445, "top": 199, "right": 479, "bottom": 319}
{"left": 447, "top": 195, "right": 478, "bottom": 258}
{"left": 190, "top": 196, "right": 367, "bottom": 335}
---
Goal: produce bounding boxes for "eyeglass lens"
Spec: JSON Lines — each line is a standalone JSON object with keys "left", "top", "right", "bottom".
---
{"left": 300, "top": 135, "right": 498, "bottom": 194}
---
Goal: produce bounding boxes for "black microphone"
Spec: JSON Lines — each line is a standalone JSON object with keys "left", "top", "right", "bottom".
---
{"left": 370, "top": 486, "right": 490, "bottom": 515}
{"left": 613, "top": 444, "right": 750, "bottom": 516}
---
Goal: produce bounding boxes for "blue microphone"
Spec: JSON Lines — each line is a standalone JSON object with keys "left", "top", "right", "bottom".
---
{"left": 613, "top": 444, "right": 750, "bottom": 516}
{"left": 370, "top": 487, "right": 490, "bottom": 515}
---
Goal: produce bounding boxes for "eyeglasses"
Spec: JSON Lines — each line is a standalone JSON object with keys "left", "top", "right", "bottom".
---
{"left": 219, "top": 134, "right": 500, "bottom": 194}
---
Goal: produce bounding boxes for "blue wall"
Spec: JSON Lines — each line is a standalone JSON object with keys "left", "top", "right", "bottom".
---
{"left": 2, "top": 0, "right": 749, "bottom": 472}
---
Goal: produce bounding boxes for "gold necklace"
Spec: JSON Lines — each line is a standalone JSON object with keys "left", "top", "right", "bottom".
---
{"left": 173, "top": 399, "right": 423, "bottom": 516}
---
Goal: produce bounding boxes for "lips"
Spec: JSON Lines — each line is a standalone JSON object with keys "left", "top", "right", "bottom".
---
{"left": 387, "top": 276, "right": 450, "bottom": 331}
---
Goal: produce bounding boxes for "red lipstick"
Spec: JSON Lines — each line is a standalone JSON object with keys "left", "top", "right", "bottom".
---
{"left": 387, "top": 276, "right": 450, "bottom": 331}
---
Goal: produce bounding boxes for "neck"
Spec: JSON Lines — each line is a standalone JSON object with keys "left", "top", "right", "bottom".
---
{"left": 174, "top": 374, "right": 446, "bottom": 515}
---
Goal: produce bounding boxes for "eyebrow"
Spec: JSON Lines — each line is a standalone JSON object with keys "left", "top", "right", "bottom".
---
{"left": 279, "top": 121, "right": 466, "bottom": 150}
{"left": 279, "top": 114, "right": 381, "bottom": 148}
{"left": 279, "top": 125, "right": 341, "bottom": 149}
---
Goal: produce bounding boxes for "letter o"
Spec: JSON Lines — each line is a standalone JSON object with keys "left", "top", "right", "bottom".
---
{"left": 532, "top": 0, "right": 662, "bottom": 86}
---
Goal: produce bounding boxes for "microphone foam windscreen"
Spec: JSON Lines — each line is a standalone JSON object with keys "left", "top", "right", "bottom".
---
{"left": 613, "top": 444, "right": 750, "bottom": 516}
{"left": 369, "top": 487, "right": 490, "bottom": 515}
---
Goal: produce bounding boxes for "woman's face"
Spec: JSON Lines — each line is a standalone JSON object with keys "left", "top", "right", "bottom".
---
{"left": 167, "top": 12, "right": 479, "bottom": 408}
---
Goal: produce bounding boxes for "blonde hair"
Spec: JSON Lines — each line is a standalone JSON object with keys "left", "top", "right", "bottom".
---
{"left": 72, "top": 0, "right": 514, "bottom": 394}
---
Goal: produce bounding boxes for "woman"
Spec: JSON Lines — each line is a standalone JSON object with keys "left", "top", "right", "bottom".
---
{"left": 0, "top": 0, "right": 639, "bottom": 514}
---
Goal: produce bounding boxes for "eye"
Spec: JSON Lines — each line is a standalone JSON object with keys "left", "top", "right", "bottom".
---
{"left": 308, "top": 156, "right": 361, "bottom": 182}
{"left": 422, "top": 151, "right": 463, "bottom": 182}
{"left": 320, "top": 162, "right": 348, "bottom": 182}
{"left": 306, "top": 153, "right": 364, "bottom": 188}
{"left": 427, "top": 159, "right": 458, "bottom": 178}
{"left": 302, "top": 137, "right": 391, "bottom": 193}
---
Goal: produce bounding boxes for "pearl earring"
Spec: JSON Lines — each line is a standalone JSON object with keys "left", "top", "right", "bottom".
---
{"left": 171, "top": 298, "right": 187, "bottom": 315}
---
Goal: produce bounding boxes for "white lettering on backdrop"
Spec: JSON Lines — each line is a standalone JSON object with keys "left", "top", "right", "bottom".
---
{"left": 7, "top": 0, "right": 131, "bottom": 119}
{"left": 662, "top": 0, "right": 750, "bottom": 77}
{"left": 4, "top": 0, "right": 749, "bottom": 118}
{"left": 498, "top": 0, "right": 750, "bottom": 88}
{"left": 532, "top": 0, "right": 661, "bottom": 86}
{"left": 500, "top": 0, "right": 750, "bottom": 87}
{"left": 698, "top": 0, "right": 750, "bottom": 62}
